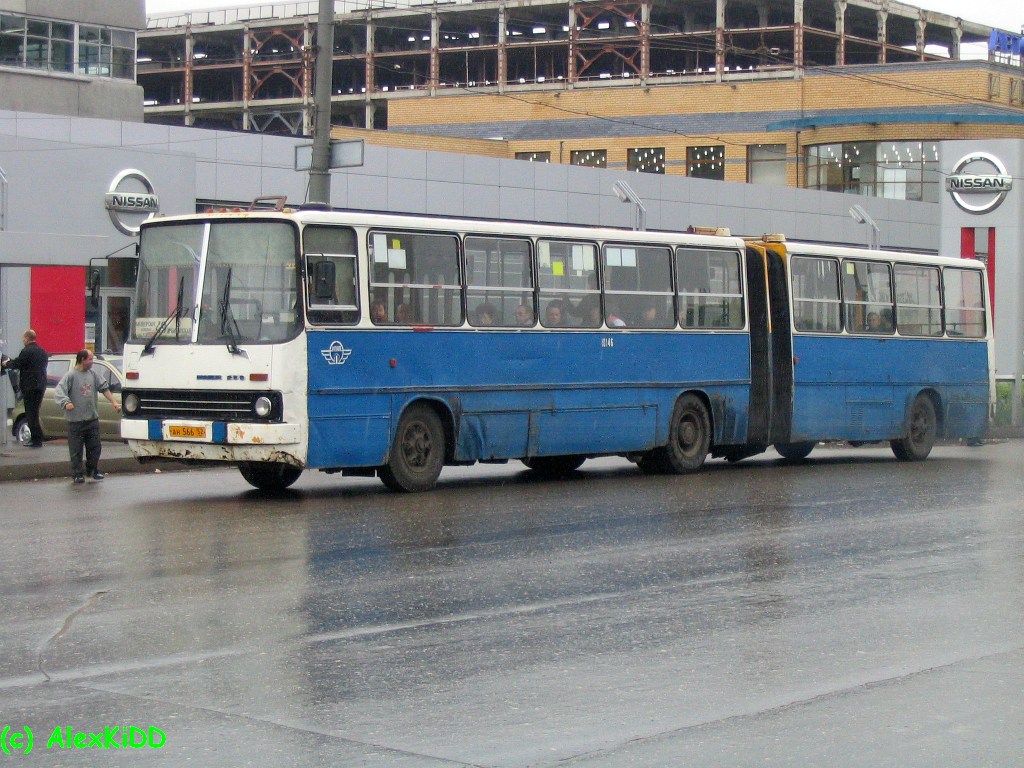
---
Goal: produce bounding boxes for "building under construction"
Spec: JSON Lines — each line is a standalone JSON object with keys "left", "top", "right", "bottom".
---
{"left": 139, "top": 0, "right": 1024, "bottom": 194}
{"left": 140, "top": 0, "right": 1008, "bottom": 131}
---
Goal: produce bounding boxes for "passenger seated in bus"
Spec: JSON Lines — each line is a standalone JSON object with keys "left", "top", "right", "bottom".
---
{"left": 605, "top": 301, "right": 627, "bottom": 327}
{"left": 544, "top": 300, "right": 566, "bottom": 327}
{"left": 474, "top": 303, "right": 498, "bottom": 326}
{"left": 515, "top": 303, "right": 534, "bottom": 326}
{"left": 575, "top": 295, "right": 602, "bottom": 328}
{"left": 866, "top": 309, "right": 892, "bottom": 333}
{"left": 370, "top": 300, "right": 387, "bottom": 324}
{"left": 637, "top": 302, "right": 658, "bottom": 328}
{"left": 880, "top": 307, "right": 894, "bottom": 331}
{"left": 395, "top": 303, "right": 413, "bottom": 324}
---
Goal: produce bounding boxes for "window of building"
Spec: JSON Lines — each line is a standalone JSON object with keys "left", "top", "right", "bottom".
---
{"left": 627, "top": 147, "right": 666, "bottom": 174}
{"left": 805, "top": 141, "right": 940, "bottom": 202}
{"left": 747, "top": 144, "right": 787, "bottom": 186}
{"left": 570, "top": 149, "right": 607, "bottom": 168}
{"left": 687, "top": 146, "right": 725, "bottom": 180}
{"left": 515, "top": 151, "right": 551, "bottom": 163}
{"left": 0, "top": 13, "right": 133, "bottom": 78}
{"left": 602, "top": 244, "right": 674, "bottom": 328}
{"left": 465, "top": 236, "right": 534, "bottom": 327}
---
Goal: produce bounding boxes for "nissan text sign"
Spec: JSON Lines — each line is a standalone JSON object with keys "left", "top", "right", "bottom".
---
{"left": 946, "top": 152, "right": 1012, "bottom": 214}
{"left": 105, "top": 169, "right": 160, "bottom": 235}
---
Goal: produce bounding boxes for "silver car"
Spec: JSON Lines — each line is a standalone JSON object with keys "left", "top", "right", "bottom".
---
{"left": 10, "top": 354, "right": 123, "bottom": 444}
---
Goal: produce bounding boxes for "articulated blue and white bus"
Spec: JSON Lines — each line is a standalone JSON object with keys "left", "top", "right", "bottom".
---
{"left": 120, "top": 208, "right": 993, "bottom": 491}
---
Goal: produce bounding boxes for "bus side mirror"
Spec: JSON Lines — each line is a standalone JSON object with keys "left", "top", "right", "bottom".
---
{"left": 314, "top": 260, "right": 335, "bottom": 301}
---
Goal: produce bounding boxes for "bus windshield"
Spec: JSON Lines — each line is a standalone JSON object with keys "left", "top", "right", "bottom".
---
{"left": 134, "top": 220, "right": 299, "bottom": 346}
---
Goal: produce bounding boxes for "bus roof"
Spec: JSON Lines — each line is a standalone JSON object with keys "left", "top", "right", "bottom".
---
{"left": 772, "top": 240, "right": 982, "bottom": 269}
{"left": 142, "top": 209, "right": 749, "bottom": 251}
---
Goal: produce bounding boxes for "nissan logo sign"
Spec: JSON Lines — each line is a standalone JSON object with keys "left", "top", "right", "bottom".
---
{"left": 946, "top": 152, "right": 1012, "bottom": 214}
{"left": 105, "top": 168, "right": 160, "bottom": 235}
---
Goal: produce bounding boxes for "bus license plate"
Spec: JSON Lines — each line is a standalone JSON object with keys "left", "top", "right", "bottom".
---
{"left": 169, "top": 425, "right": 207, "bottom": 439}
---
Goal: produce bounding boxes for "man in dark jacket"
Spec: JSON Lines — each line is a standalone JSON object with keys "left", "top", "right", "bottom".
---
{"left": 1, "top": 330, "right": 48, "bottom": 447}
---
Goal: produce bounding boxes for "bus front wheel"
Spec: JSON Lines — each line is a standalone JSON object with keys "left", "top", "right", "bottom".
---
{"left": 891, "top": 394, "right": 937, "bottom": 462}
{"left": 638, "top": 394, "right": 711, "bottom": 474}
{"left": 380, "top": 404, "right": 446, "bottom": 492}
{"left": 239, "top": 462, "right": 302, "bottom": 491}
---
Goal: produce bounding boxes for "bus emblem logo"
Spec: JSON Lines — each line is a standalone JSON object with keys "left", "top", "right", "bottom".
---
{"left": 321, "top": 341, "right": 352, "bottom": 365}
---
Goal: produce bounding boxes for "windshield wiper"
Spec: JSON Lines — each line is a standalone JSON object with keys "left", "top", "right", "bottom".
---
{"left": 219, "top": 267, "right": 244, "bottom": 356}
{"left": 142, "top": 276, "right": 188, "bottom": 356}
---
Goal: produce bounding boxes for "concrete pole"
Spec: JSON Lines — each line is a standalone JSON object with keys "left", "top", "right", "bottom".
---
{"left": 308, "top": 0, "right": 335, "bottom": 208}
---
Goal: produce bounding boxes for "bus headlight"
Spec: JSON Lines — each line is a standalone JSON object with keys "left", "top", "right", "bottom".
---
{"left": 254, "top": 396, "right": 273, "bottom": 418}
{"left": 123, "top": 393, "right": 140, "bottom": 415}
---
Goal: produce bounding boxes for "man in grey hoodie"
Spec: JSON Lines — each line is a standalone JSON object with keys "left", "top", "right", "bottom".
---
{"left": 54, "top": 350, "right": 121, "bottom": 484}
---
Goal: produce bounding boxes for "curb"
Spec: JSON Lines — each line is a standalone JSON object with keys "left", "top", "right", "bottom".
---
{"left": 0, "top": 454, "right": 187, "bottom": 483}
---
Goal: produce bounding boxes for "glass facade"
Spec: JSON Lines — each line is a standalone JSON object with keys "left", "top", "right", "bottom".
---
{"left": 0, "top": 12, "right": 134, "bottom": 79}
{"left": 805, "top": 141, "right": 940, "bottom": 202}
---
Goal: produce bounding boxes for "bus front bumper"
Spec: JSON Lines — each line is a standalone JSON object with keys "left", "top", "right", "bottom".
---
{"left": 122, "top": 419, "right": 304, "bottom": 467}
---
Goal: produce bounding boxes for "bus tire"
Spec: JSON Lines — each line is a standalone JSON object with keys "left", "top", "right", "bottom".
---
{"left": 640, "top": 394, "right": 711, "bottom": 474}
{"left": 891, "top": 394, "right": 937, "bottom": 462}
{"left": 239, "top": 462, "right": 302, "bottom": 491}
{"left": 380, "top": 404, "right": 446, "bottom": 492}
{"left": 522, "top": 455, "right": 585, "bottom": 477}
{"left": 775, "top": 441, "right": 815, "bottom": 461}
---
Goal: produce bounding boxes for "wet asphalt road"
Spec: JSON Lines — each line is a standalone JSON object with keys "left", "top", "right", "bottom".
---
{"left": 0, "top": 442, "right": 1021, "bottom": 767}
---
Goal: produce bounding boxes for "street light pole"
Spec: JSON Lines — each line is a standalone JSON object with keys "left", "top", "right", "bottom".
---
{"left": 612, "top": 180, "right": 647, "bottom": 231}
{"left": 307, "top": 0, "right": 335, "bottom": 208}
{"left": 849, "top": 204, "right": 880, "bottom": 250}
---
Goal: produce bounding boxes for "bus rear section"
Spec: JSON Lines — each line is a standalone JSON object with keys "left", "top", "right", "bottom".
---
{"left": 766, "top": 240, "right": 992, "bottom": 460}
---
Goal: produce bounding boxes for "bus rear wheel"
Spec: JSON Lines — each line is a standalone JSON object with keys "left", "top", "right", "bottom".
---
{"left": 775, "top": 441, "right": 815, "bottom": 461}
{"left": 522, "top": 455, "right": 585, "bottom": 477}
{"left": 239, "top": 462, "right": 302, "bottom": 491}
{"left": 379, "top": 404, "right": 446, "bottom": 492}
{"left": 891, "top": 394, "right": 937, "bottom": 462}
{"left": 638, "top": 394, "right": 711, "bottom": 474}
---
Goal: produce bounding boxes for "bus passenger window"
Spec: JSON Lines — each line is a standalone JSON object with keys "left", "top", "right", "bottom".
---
{"left": 465, "top": 236, "right": 534, "bottom": 327}
{"left": 894, "top": 264, "right": 942, "bottom": 337}
{"left": 538, "top": 239, "right": 598, "bottom": 327}
{"left": 943, "top": 267, "right": 986, "bottom": 338}
{"left": 604, "top": 244, "right": 673, "bottom": 329}
{"left": 790, "top": 256, "right": 841, "bottom": 332}
{"left": 843, "top": 260, "right": 894, "bottom": 335}
{"left": 303, "top": 226, "right": 359, "bottom": 326}
{"left": 369, "top": 230, "right": 463, "bottom": 326}
{"left": 675, "top": 247, "right": 744, "bottom": 330}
